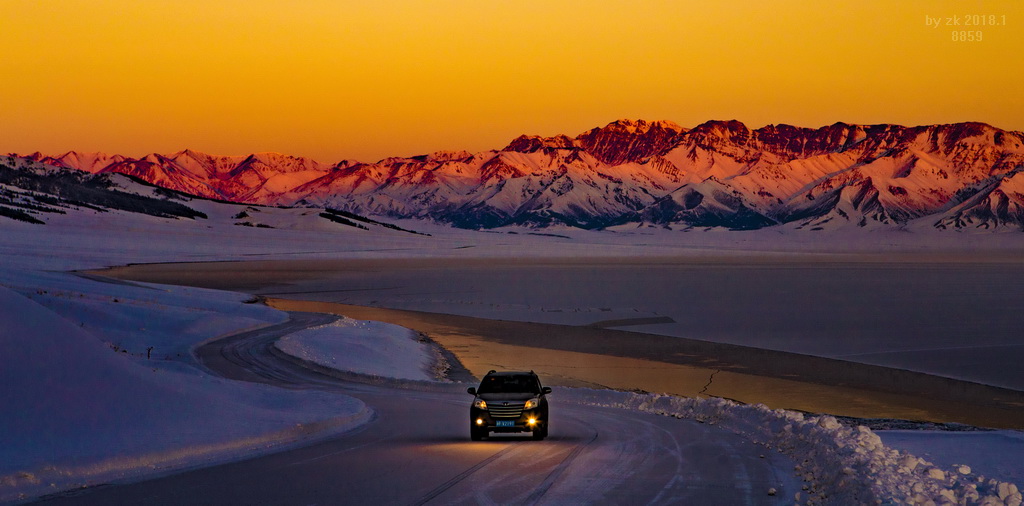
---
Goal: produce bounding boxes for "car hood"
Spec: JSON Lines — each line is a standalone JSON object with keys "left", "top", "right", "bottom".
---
{"left": 478, "top": 392, "right": 538, "bottom": 402}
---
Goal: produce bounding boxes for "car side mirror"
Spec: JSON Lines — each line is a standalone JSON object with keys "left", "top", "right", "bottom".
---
{"left": 467, "top": 387, "right": 477, "bottom": 395}
{"left": 542, "top": 387, "right": 552, "bottom": 395}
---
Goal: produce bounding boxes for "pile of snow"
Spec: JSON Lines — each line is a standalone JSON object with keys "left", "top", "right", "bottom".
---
{"left": 274, "top": 317, "right": 444, "bottom": 382}
{"left": 0, "top": 281, "right": 368, "bottom": 503}
{"left": 880, "top": 430, "right": 1024, "bottom": 492}
{"left": 560, "top": 389, "right": 1023, "bottom": 505}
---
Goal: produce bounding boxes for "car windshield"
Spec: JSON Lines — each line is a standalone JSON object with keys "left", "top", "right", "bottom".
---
{"left": 477, "top": 374, "right": 541, "bottom": 394}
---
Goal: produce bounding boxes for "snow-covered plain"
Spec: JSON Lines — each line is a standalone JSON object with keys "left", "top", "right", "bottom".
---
{"left": 3, "top": 194, "right": 1024, "bottom": 503}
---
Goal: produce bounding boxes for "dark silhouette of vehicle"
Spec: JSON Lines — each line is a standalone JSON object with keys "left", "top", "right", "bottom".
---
{"left": 467, "top": 370, "right": 551, "bottom": 441}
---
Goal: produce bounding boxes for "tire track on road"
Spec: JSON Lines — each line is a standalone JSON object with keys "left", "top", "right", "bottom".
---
{"left": 410, "top": 444, "right": 522, "bottom": 506}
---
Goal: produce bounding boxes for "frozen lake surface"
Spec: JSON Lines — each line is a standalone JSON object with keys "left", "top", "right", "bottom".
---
{"left": 253, "top": 257, "right": 1024, "bottom": 391}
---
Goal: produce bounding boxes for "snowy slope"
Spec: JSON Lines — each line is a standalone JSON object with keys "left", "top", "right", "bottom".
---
{"left": 936, "top": 169, "right": 1024, "bottom": 230}
{"left": 634, "top": 177, "right": 777, "bottom": 230}
{"left": 0, "top": 154, "right": 427, "bottom": 237}
{"left": 0, "top": 281, "right": 367, "bottom": 503}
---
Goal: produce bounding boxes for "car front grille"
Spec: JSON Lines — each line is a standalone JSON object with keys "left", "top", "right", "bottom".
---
{"left": 488, "top": 402, "right": 525, "bottom": 418}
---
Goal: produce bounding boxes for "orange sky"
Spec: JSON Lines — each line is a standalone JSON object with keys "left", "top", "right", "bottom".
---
{"left": 2, "top": 0, "right": 1021, "bottom": 162}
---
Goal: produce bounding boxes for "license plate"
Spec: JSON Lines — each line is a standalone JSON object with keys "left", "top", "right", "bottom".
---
{"left": 496, "top": 420, "right": 515, "bottom": 427}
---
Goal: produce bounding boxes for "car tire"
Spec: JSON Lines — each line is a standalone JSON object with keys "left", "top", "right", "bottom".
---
{"left": 470, "top": 427, "right": 485, "bottom": 441}
{"left": 531, "top": 422, "right": 548, "bottom": 440}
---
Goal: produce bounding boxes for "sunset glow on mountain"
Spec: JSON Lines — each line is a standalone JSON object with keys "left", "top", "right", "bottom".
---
{"left": 3, "top": 0, "right": 1022, "bottom": 161}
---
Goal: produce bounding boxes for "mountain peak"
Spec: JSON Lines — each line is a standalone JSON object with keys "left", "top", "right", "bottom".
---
{"left": 692, "top": 119, "right": 749, "bottom": 133}
{"left": 423, "top": 150, "right": 474, "bottom": 162}
{"left": 44, "top": 151, "right": 128, "bottom": 173}
{"left": 598, "top": 118, "right": 686, "bottom": 135}
{"left": 502, "top": 134, "right": 578, "bottom": 153}
{"left": 176, "top": 148, "right": 207, "bottom": 157}
{"left": 683, "top": 120, "right": 752, "bottom": 147}
{"left": 576, "top": 119, "right": 687, "bottom": 165}
{"left": 929, "top": 121, "right": 994, "bottom": 139}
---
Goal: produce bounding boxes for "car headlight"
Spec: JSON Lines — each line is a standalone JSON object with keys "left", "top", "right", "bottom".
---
{"left": 524, "top": 398, "right": 539, "bottom": 410}
{"left": 473, "top": 399, "right": 487, "bottom": 409}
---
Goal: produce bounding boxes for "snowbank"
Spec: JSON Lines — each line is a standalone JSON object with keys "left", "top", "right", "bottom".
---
{"left": 274, "top": 317, "right": 442, "bottom": 382}
{"left": 0, "top": 282, "right": 368, "bottom": 503}
{"left": 879, "top": 430, "right": 1024, "bottom": 495}
{"left": 560, "top": 389, "right": 1023, "bottom": 505}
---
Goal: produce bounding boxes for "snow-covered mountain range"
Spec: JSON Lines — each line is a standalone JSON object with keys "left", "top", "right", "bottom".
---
{"left": 16, "top": 119, "right": 1024, "bottom": 230}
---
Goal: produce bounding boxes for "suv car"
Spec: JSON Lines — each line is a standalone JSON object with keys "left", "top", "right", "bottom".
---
{"left": 467, "top": 370, "right": 551, "bottom": 441}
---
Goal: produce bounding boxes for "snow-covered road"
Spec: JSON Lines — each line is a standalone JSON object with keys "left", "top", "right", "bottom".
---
{"left": 34, "top": 314, "right": 798, "bottom": 505}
